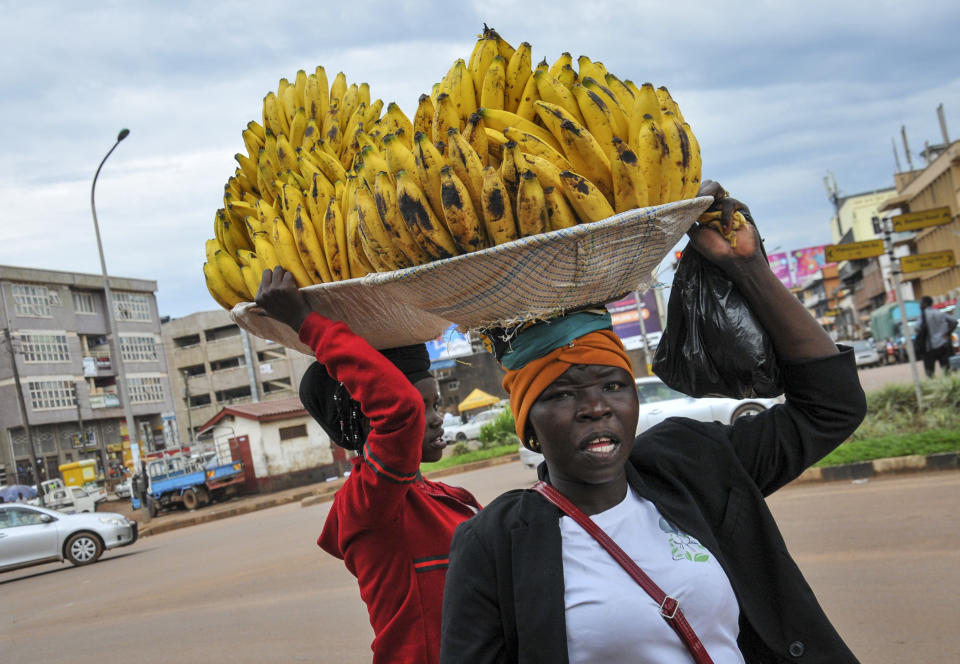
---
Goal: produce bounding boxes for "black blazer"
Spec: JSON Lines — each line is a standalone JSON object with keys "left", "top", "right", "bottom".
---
{"left": 441, "top": 349, "right": 866, "bottom": 664}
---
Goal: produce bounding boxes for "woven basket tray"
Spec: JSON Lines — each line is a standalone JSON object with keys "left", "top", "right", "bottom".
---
{"left": 231, "top": 196, "right": 711, "bottom": 352}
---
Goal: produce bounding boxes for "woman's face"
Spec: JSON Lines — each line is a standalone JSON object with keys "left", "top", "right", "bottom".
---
{"left": 415, "top": 377, "right": 447, "bottom": 463}
{"left": 528, "top": 364, "right": 638, "bottom": 486}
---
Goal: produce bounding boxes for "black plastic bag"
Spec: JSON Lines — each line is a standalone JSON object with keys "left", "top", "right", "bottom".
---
{"left": 652, "top": 246, "right": 783, "bottom": 399}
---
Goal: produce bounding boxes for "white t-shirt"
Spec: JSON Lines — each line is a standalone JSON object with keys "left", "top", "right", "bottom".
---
{"left": 561, "top": 488, "right": 745, "bottom": 664}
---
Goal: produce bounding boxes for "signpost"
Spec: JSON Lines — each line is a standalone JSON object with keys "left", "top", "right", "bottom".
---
{"left": 891, "top": 206, "right": 952, "bottom": 232}
{"left": 824, "top": 239, "right": 886, "bottom": 263}
{"left": 900, "top": 250, "right": 956, "bottom": 273}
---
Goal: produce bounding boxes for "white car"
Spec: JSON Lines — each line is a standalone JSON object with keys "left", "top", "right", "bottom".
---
{"left": 0, "top": 503, "right": 138, "bottom": 572}
{"left": 519, "top": 377, "right": 782, "bottom": 468}
{"left": 838, "top": 339, "right": 882, "bottom": 368}
{"left": 442, "top": 408, "right": 506, "bottom": 443}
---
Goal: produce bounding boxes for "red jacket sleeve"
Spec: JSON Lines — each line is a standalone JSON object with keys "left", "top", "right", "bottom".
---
{"left": 299, "top": 312, "right": 425, "bottom": 525}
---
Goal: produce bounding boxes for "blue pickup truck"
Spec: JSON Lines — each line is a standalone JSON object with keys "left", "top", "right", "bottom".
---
{"left": 131, "top": 448, "right": 244, "bottom": 517}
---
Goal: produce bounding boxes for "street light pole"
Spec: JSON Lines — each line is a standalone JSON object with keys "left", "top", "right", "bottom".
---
{"left": 90, "top": 129, "right": 149, "bottom": 521}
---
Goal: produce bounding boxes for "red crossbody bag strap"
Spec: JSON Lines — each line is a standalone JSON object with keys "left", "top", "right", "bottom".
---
{"left": 532, "top": 481, "right": 715, "bottom": 664}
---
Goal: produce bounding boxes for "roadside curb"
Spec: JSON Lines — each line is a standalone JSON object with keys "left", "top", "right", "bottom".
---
{"left": 793, "top": 451, "right": 960, "bottom": 484}
{"left": 137, "top": 451, "right": 957, "bottom": 537}
{"left": 138, "top": 453, "right": 521, "bottom": 537}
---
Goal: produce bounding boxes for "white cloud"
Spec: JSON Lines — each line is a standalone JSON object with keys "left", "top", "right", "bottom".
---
{"left": 1, "top": 0, "right": 958, "bottom": 319}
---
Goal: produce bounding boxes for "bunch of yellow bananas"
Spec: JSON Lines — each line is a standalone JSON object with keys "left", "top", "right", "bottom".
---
{"left": 203, "top": 68, "right": 419, "bottom": 309}
{"left": 416, "top": 25, "right": 702, "bottom": 241}
{"left": 203, "top": 25, "right": 702, "bottom": 311}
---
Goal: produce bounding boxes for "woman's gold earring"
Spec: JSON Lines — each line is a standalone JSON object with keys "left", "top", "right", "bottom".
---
{"left": 528, "top": 437, "right": 541, "bottom": 453}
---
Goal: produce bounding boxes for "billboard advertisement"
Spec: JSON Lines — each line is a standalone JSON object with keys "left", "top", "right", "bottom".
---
{"left": 767, "top": 252, "right": 793, "bottom": 289}
{"left": 792, "top": 246, "right": 831, "bottom": 281}
{"left": 606, "top": 290, "right": 662, "bottom": 351}
{"left": 426, "top": 325, "right": 473, "bottom": 368}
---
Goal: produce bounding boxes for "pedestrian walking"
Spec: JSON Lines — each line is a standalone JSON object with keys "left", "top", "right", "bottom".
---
{"left": 917, "top": 296, "right": 957, "bottom": 378}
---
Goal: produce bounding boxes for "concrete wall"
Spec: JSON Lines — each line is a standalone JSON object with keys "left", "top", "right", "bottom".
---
{"left": 228, "top": 414, "right": 336, "bottom": 493}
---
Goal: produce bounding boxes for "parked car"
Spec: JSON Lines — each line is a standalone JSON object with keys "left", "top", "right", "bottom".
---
{"left": 838, "top": 339, "right": 882, "bottom": 368}
{"left": 442, "top": 408, "right": 506, "bottom": 443}
{"left": 520, "top": 376, "right": 782, "bottom": 468}
{"left": 0, "top": 503, "right": 138, "bottom": 572}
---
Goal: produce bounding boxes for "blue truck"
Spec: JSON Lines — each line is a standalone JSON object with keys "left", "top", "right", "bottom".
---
{"left": 131, "top": 445, "right": 244, "bottom": 517}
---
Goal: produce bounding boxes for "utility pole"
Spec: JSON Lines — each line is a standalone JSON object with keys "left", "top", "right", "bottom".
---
{"left": 2, "top": 327, "right": 45, "bottom": 503}
{"left": 182, "top": 369, "right": 195, "bottom": 447}
{"left": 634, "top": 290, "right": 652, "bottom": 373}
{"left": 883, "top": 218, "right": 924, "bottom": 409}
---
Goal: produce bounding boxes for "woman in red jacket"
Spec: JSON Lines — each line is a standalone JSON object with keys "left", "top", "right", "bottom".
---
{"left": 255, "top": 267, "right": 481, "bottom": 664}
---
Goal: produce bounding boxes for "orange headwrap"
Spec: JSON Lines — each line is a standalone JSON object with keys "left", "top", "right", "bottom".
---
{"left": 502, "top": 329, "right": 633, "bottom": 446}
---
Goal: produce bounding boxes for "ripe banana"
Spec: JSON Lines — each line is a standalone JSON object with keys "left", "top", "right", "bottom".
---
{"left": 480, "top": 55, "right": 506, "bottom": 111}
{"left": 581, "top": 77, "right": 629, "bottom": 141}
{"left": 413, "top": 131, "right": 447, "bottom": 220}
{"left": 477, "top": 106, "right": 562, "bottom": 153}
{"left": 439, "top": 165, "right": 488, "bottom": 252}
{"left": 534, "top": 69, "right": 585, "bottom": 125}
{"left": 413, "top": 94, "right": 435, "bottom": 139}
{"left": 214, "top": 249, "right": 249, "bottom": 298}
{"left": 204, "top": 260, "right": 246, "bottom": 309}
{"left": 504, "top": 42, "right": 532, "bottom": 113}
{"left": 272, "top": 217, "right": 313, "bottom": 288}
{"left": 292, "top": 203, "right": 333, "bottom": 283}
{"left": 445, "top": 127, "right": 486, "bottom": 212}
{"left": 354, "top": 183, "right": 411, "bottom": 271}
{"left": 543, "top": 184, "right": 578, "bottom": 230}
{"left": 321, "top": 196, "right": 349, "bottom": 280}
{"left": 480, "top": 166, "right": 518, "bottom": 245}
{"left": 374, "top": 170, "right": 432, "bottom": 265}
{"left": 464, "top": 112, "right": 489, "bottom": 167}
{"left": 501, "top": 126, "right": 574, "bottom": 172}
{"left": 610, "top": 137, "right": 649, "bottom": 213}
{"left": 534, "top": 101, "right": 614, "bottom": 204}
{"left": 515, "top": 170, "right": 548, "bottom": 237}
{"left": 468, "top": 31, "right": 499, "bottom": 103}
{"left": 395, "top": 170, "right": 460, "bottom": 260}
{"left": 659, "top": 111, "right": 687, "bottom": 203}
{"left": 557, "top": 170, "right": 615, "bottom": 223}
{"left": 515, "top": 59, "right": 547, "bottom": 122}
{"left": 633, "top": 113, "right": 669, "bottom": 206}
{"left": 571, "top": 83, "right": 618, "bottom": 149}
{"left": 681, "top": 122, "right": 702, "bottom": 200}
{"left": 441, "top": 59, "right": 477, "bottom": 128}
{"left": 383, "top": 132, "right": 418, "bottom": 181}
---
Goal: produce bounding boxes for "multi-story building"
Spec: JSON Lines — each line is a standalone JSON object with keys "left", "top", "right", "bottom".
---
{"left": 879, "top": 138, "right": 960, "bottom": 303}
{"left": 798, "top": 264, "right": 843, "bottom": 339}
{"left": 161, "top": 309, "right": 314, "bottom": 445}
{"left": 1, "top": 265, "right": 177, "bottom": 486}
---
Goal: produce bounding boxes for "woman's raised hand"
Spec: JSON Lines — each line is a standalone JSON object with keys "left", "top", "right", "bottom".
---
{"left": 255, "top": 267, "right": 312, "bottom": 332}
{"left": 687, "top": 179, "right": 764, "bottom": 272}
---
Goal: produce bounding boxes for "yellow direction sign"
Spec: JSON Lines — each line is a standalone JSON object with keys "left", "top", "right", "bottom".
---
{"left": 900, "top": 250, "right": 956, "bottom": 273}
{"left": 825, "top": 239, "right": 885, "bottom": 262}
{"left": 824, "top": 308, "right": 843, "bottom": 317}
{"left": 892, "top": 206, "right": 952, "bottom": 232}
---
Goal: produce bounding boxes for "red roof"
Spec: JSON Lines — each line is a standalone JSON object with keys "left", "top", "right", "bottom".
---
{"left": 198, "top": 396, "right": 308, "bottom": 433}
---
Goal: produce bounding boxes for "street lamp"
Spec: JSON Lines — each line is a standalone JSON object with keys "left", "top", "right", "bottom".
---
{"left": 90, "top": 129, "right": 147, "bottom": 519}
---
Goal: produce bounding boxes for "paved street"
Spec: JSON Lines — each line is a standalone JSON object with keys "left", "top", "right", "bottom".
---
{"left": 2, "top": 461, "right": 958, "bottom": 663}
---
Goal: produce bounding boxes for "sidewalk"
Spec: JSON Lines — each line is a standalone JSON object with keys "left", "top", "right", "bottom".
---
{"left": 112, "top": 451, "right": 959, "bottom": 539}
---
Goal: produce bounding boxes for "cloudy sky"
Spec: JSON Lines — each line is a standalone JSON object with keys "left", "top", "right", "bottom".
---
{"left": 2, "top": 0, "right": 958, "bottom": 319}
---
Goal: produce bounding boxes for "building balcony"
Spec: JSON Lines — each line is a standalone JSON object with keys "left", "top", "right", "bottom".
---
{"left": 82, "top": 355, "right": 113, "bottom": 377}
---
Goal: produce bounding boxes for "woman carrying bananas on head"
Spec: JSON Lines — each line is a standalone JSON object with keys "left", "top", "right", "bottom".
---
{"left": 439, "top": 182, "right": 867, "bottom": 664}
{"left": 254, "top": 268, "right": 481, "bottom": 664}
